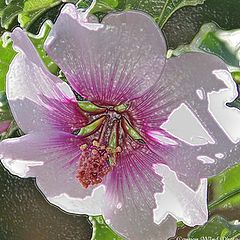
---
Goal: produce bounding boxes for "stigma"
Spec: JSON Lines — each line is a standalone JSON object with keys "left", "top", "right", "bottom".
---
{"left": 76, "top": 140, "right": 121, "bottom": 188}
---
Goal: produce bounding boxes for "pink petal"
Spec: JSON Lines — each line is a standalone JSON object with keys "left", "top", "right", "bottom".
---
{"left": 102, "top": 135, "right": 207, "bottom": 239}
{"left": 39, "top": 95, "right": 87, "bottom": 132}
{"left": 155, "top": 141, "right": 210, "bottom": 190}
{"left": 0, "top": 131, "right": 93, "bottom": 198}
{"left": 146, "top": 127, "right": 240, "bottom": 190}
{"left": 7, "top": 28, "right": 86, "bottom": 133}
{"left": 103, "top": 143, "right": 171, "bottom": 239}
{"left": 130, "top": 52, "right": 228, "bottom": 131}
{"left": 0, "top": 120, "right": 11, "bottom": 134}
{"left": 128, "top": 52, "right": 239, "bottom": 190}
{"left": 45, "top": 4, "right": 166, "bottom": 105}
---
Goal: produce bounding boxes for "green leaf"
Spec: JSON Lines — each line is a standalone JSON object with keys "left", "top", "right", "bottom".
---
{"left": 226, "top": 96, "right": 240, "bottom": 110}
{"left": 90, "top": 216, "right": 123, "bottom": 240}
{"left": 127, "top": 0, "right": 206, "bottom": 28}
{"left": 208, "top": 164, "right": 240, "bottom": 212}
{"left": 85, "top": 0, "right": 119, "bottom": 14}
{"left": 78, "top": 0, "right": 120, "bottom": 17}
{"left": 0, "top": 33, "right": 16, "bottom": 91}
{"left": 231, "top": 71, "right": 240, "bottom": 85}
{"left": 0, "top": 0, "right": 24, "bottom": 29}
{"left": 226, "top": 72, "right": 240, "bottom": 110}
{"left": 170, "top": 22, "right": 240, "bottom": 111}
{"left": 170, "top": 23, "right": 240, "bottom": 67}
{"left": 79, "top": 0, "right": 205, "bottom": 27}
{"left": 0, "top": 91, "right": 11, "bottom": 121}
{"left": 188, "top": 216, "right": 240, "bottom": 238}
{"left": 153, "top": 0, "right": 206, "bottom": 27}
{"left": 0, "top": 0, "right": 6, "bottom": 10}
{"left": 0, "top": 0, "right": 79, "bottom": 30}
{"left": 28, "top": 21, "right": 59, "bottom": 74}
{"left": 18, "top": 0, "right": 62, "bottom": 28}
{"left": 0, "top": 91, "right": 13, "bottom": 138}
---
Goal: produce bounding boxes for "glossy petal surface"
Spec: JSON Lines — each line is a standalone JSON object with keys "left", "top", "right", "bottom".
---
{"left": 45, "top": 4, "right": 166, "bottom": 105}
{"left": 7, "top": 28, "right": 86, "bottom": 134}
{"left": 132, "top": 52, "right": 240, "bottom": 190}
{"left": 103, "top": 144, "right": 167, "bottom": 239}
{"left": 1, "top": 4, "right": 238, "bottom": 240}
{"left": 130, "top": 52, "right": 228, "bottom": 130}
{"left": 0, "top": 131, "right": 94, "bottom": 199}
{"left": 154, "top": 164, "right": 208, "bottom": 227}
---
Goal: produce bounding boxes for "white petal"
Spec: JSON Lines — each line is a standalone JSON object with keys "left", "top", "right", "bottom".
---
{"left": 154, "top": 164, "right": 208, "bottom": 226}
{"left": 7, "top": 28, "right": 77, "bottom": 133}
{"left": 48, "top": 185, "right": 105, "bottom": 216}
{"left": 0, "top": 132, "right": 92, "bottom": 198}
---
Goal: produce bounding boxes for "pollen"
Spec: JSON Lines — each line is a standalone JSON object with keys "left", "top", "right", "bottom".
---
{"left": 106, "top": 147, "right": 112, "bottom": 153}
{"left": 80, "top": 144, "right": 88, "bottom": 151}
{"left": 93, "top": 140, "right": 100, "bottom": 147}
{"left": 100, "top": 145, "right": 106, "bottom": 150}
{"left": 76, "top": 142, "right": 113, "bottom": 188}
{"left": 116, "top": 146, "right": 122, "bottom": 153}
{"left": 92, "top": 149, "right": 98, "bottom": 155}
{"left": 74, "top": 102, "right": 141, "bottom": 188}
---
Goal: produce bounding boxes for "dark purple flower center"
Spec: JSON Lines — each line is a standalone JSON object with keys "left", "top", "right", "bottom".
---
{"left": 74, "top": 101, "right": 145, "bottom": 188}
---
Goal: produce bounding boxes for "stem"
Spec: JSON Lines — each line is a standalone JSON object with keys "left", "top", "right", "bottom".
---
{"left": 208, "top": 188, "right": 240, "bottom": 212}
{"left": 156, "top": 0, "right": 169, "bottom": 27}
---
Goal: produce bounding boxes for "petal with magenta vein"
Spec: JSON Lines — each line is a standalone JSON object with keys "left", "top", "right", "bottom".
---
{"left": 45, "top": 4, "right": 166, "bottom": 105}
{"left": 7, "top": 28, "right": 85, "bottom": 133}
{"left": 0, "top": 131, "right": 94, "bottom": 199}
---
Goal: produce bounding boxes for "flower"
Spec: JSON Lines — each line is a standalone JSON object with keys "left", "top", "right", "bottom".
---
{"left": 1, "top": 2, "right": 240, "bottom": 240}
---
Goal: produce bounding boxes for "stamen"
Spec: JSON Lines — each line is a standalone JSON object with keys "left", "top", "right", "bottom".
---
{"left": 100, "top": 145, "right": 106, "bottom": 150}
{"left": 75, "top": 100, "right": 142, "bottom": 188}
{"left": 108, "top": 121, "right": 120, "bottom": 166}
{"left": 93, "top": 140, "right": 100, "bottom": 147}
{"left": 78, "top": 101, "right": 106, "bottom": 113}
{"left": 80, "top": 144, "right": 88, "bottom": 151}
{"left": 122, "top": 117, "right": 145, "bottom": 144}
{"left": 116, "top": 146, "right": 122, "bottom": 153}
{"left": 114, "top": 103, "right": 129, "bottom": 113}
{"left": 77, "top": 116, "right": 106, "bottom": 136}
{"left": 98, "top": 118, "right": 108, "bottom": 144}
{"left": 92, "top": 149, "right": 98, "bottom": 155}
{"left": 76, "top": 140, "right": 112, "bottom": 188}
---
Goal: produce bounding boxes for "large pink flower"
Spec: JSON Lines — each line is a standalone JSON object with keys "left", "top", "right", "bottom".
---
{"left": 1, "top": 3, "right": 240, "bottom": 240}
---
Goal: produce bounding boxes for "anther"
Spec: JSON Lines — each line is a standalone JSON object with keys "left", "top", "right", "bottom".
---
{"left": 80, "top": 144, "right": 88, "bottom": 151}
{"left": 116, "top": 146, "right": 122, "bottom": 153}
{"left": 76, "top": 141, "right": 113, "bottom": 188}
{"left": 106, "top": 147, "right": 112, "bottom": 153}
{"left": 93, "top": 140, "right": 100, "bottom": 147}
{"left": 92, "top": 149, "right": 98, "bottom": 155}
